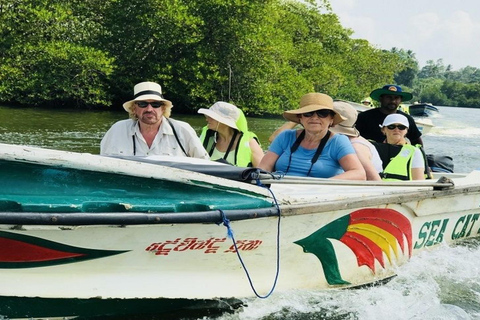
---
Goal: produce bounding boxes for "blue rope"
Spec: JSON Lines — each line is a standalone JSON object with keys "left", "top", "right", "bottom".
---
{"left": 217, "top": 180, "right": 281, "bottom": 299}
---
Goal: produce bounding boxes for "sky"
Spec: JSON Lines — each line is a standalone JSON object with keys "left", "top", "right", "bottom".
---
{"left": 328, "top": 0, "right": 480, "bottom": 70}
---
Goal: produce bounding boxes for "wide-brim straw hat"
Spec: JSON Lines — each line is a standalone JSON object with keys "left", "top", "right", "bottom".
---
{"left": 329, "top": 100, "right": 360, "bottom": 137}
{"left": 283, "top": 93, "right": 346, "bottom": 125}
{"left": 370, "top": 84, "right": 413, "bottom": 102}
{"left": 123, "top": 82, "right": 172, "bottom": 113}
{"left": 197, "top": 101, "right": 240, "bottom": 130}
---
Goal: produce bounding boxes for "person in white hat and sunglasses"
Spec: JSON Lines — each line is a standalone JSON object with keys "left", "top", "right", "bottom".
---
{"left": 375, "top": 114, "right": 427, "bottom": 180}
{"left": 100, "top": 81, "right": 208, "bottom": 159}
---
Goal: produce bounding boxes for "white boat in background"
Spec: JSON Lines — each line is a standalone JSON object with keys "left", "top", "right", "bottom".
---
{"left": 409, "top": 103, "right": 440, "bottom": 117}
{"left": 346, "top": 100, "right": 434, "bottom": 135}
{"left": 0, "top": 143, "right": 478, "bottom": 319}
{"left": 413, "top": 117, "right": 434, "bottom": 134}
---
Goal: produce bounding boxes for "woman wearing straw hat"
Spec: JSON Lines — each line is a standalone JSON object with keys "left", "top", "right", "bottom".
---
{"left": 101, "top": 81, "right": 208, "bottom": 158}
{"left": 330, "top": 101, "right": 382, "bottom": 181}
{"left": 259, "top": 93, "right": 366, "bottom": 180}
{"left": 198, "top": 102, "right": 264, "bottom": 167}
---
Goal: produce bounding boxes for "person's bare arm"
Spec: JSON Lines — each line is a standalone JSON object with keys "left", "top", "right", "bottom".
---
{"left": 352, "top": 143, "right": 381, "bottom": 181}
{"left": 411, "top": 168, "right": 425, "bottom": 180}
{"left": 268, "top": 121, "right": 297, "bottom": 142}
{"left": 249, "top": 138, "right": 265, "bottom": 167}
{"left": 331, "top": 154, "right": 366, "bottom": 180}
{"left": 411, "top": 148, "right": 426, "bottom": 180}
{"left": 258, "top": 151, "right": 280, "bottom": 172}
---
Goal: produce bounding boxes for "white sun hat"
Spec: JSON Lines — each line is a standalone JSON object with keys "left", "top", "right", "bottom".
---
{"left": 123, "top": 82, "right": 172, "bottom": 113}
{"left": 197, "top": 102, "right": 241, "bottom": 130}
{"left": 380, "top": 113, "right": 410, "bottom": 128}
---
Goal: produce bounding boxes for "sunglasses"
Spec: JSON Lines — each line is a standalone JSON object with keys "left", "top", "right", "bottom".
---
{"left": 136, "top": 101, "right": 164, "bottom": 108}
{"left": 302, "top": 110, "right": 333, "bottom": 118}
{"left": 386, "top": 124, "right": 407, "bottom": 130}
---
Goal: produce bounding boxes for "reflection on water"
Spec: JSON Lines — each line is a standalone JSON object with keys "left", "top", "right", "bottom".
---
{"left": 1, "top": 105, "right": 480, "bottom": 319}
{"left": 417, "top": 107, "right": 480, "bottom": 172}
{"left": 0, "top": 105, "right": 118, "bottom": 154}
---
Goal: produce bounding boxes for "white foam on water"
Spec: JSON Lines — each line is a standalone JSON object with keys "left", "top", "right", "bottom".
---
{"left": 211, "top": 239, "right": 480, "bottom": 320}
{"left": 429, "top": 126, "right": 480, "bottom": 138}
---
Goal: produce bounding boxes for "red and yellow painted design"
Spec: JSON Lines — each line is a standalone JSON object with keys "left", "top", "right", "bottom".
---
{"left": 295, "top": 208, "right": 412, "bottom": 285}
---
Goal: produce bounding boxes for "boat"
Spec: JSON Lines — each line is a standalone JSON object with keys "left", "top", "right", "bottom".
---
{"left": 1, "top": 143, "right": 479, "bottom": 319}
{"left": 408, "top": 103, "right": 440, "bottom": 117}
{"left": 412, "top": 117, "right": 434, "bottom": 135}
{"left": 346, "top": 100, "right": 434, "bottom": 135}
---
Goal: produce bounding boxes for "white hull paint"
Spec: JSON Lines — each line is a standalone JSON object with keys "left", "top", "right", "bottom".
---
{"left": 1, "top": 188, "right": 479, "bottom": 299}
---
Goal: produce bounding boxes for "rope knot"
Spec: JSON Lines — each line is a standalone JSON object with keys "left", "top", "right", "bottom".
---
{"left": 218, "top": 209, "right": 233, "bottom": 238}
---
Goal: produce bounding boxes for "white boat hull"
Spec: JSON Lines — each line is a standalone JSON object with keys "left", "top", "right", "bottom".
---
{"left": 2, "top": 192, "right": 479, "bottom": 298}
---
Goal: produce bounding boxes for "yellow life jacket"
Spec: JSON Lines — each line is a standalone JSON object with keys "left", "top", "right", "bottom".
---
{"left": 199, "top": 127, "right": 258, "bottom": 167}
{"left": 199, "top": 108, "right": 260, "bottom": 167}
{"left": 371, "top": 142, "right": 431, "bottom": 180}
{"left": 381, "top": 144, "right": 417, "bottom": 181}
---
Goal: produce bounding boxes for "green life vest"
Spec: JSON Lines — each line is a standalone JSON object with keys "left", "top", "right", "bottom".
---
{"left": 199, "top": 108, "right": 260, "bottom": 167}
{"left": 199, "top": 126, "right": 258, "bottom": 167}
{"left": 381, "top": 144, "right": 417, "bottom": 181}
{"left": 370, "top": 141, "right": 431, "bottom": 181}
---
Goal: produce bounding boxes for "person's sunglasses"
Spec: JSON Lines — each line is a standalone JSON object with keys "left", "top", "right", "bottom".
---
{"left": 386, "top": 124, "right": 407, "bottom": 130}
{"left": 136, "top": 101, "right": 164, "bottom": 108}
{"left": 302, "top": 110, "right": 333, "bottom": 118}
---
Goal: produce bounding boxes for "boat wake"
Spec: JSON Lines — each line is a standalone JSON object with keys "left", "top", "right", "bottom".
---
{"left": 430, "top": 125, "right": 480, "bottom": 137}
{"left": 213, "top": 238, "right": 480, "bottom": 320}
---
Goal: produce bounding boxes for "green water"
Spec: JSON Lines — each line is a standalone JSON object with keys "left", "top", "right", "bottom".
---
{"left": 0, "top": 105, "right": 284, "bottom": 154}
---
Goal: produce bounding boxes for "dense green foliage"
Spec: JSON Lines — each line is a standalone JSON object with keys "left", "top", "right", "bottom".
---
{"left": 391, "top": 53, "right": 480, "bottom": 107}
{"left": 1, "top": 0, "right": 479, "bottom": 112}
{"left": 420, "top": 61, "right": 480, "bottom": 107}
{"left": 0, "top": 0, "right": 114, "bottom": 107}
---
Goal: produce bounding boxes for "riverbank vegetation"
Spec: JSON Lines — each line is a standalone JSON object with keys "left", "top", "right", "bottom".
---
{"left": 1, "top": 0, "right": 479, "bottom": 113}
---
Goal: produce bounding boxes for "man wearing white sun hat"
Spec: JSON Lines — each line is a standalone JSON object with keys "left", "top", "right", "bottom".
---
{"left": 100, "top": 81, "right": 208, "bottom": 158}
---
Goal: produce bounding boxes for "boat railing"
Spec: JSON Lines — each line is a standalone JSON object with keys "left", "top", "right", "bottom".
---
{"left": 255, "top": 174, "right": 455, "bottom": 191}
{"left": 111, "top": 156, "right": 456, "bottom": 191}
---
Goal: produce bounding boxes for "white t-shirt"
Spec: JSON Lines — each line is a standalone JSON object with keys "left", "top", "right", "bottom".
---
{"left": 100, "top": 118, "right": 209, "bottom": 159}
{"left": 411, "top": 148, "right": 425, "bottom": 169}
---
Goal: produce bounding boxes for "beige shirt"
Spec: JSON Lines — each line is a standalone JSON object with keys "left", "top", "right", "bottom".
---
{"left": 100, "top": 118, "right": 209, "bottom": 159}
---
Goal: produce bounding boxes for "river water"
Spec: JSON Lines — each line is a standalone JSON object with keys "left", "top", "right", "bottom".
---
{"left": 1, "top": 105, "right": 480, "bottom": 319}
{"left": 1, "top": 105, "right": 479, "bottom": 173}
